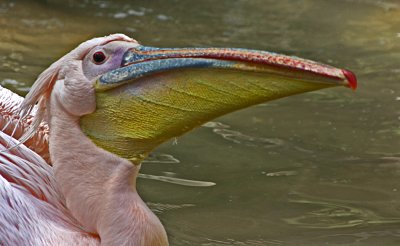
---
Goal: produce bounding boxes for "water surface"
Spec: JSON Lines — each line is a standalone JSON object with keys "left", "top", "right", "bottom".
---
{"left": 1, "top": 0, "right": 400, "bottom": 245}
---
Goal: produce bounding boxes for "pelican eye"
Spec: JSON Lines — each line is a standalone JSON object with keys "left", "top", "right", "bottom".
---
{"left": 92, "top": 51, "right": 106, "bottom": 64}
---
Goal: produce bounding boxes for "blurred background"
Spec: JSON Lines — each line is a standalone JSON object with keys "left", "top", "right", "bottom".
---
{"left": 0, "top": 0, "right": 399, "bottom": 245}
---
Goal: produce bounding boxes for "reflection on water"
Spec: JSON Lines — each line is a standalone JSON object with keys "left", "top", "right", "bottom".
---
{"left": 148, "top": 202, "right": 195, "bottom": 214}
{"left": 143, "top": 153, "right": 181, "bottom": 164}
{"left": 1, "top": 0, "right": 400, "bottom": 245}
{"left": 285, "top": 199, "right": 400, "bottom": 229}
{"left": 203, "top": 121, "right": 284, "bottom": 148}
{"left": 138, "top": 173, "right": 216, "bottom": 187}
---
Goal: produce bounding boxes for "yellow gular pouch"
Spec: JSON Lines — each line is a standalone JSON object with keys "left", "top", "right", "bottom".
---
{"left": 80, "top": 65, "right": 336, "bottom": 164}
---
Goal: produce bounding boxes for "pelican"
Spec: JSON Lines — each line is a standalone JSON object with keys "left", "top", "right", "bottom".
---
{"left": 0, "top": 34, "right": 357, "bottom": 245}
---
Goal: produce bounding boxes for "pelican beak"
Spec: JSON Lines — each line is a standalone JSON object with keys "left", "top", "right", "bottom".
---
{"left": 80, "top": 46, "right": 357, "bottom": 163}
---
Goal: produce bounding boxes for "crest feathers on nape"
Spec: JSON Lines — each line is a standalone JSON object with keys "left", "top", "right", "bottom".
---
{"left": 18, "top": 62, "right": 60, "bottom": 143}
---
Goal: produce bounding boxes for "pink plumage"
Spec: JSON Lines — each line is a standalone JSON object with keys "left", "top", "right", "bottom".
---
{"left": 0, "top": 86, "right": 99, "bottom": 245}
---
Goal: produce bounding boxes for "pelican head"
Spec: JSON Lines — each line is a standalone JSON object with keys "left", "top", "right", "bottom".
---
{"left": 82, "top": 36, "right": 356, "bottom": 163}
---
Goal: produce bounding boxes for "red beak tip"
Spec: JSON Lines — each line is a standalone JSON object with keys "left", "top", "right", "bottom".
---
{"left": 342, "top": 69, "right": 357, "bottom": 90}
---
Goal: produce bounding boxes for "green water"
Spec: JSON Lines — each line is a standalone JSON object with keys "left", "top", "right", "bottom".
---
{"left": 1, "top": 0, "right": 399, "bottom": 245}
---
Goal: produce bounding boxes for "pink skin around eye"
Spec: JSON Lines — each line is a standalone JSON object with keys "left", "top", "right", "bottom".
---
{"left": 83, "top": 46, "right": 130, "bottom": 80}
{"left": 108, "top": 47, "right": 127, "bottom": 68}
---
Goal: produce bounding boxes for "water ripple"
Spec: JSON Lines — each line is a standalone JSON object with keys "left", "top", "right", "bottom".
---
{"left": 143, "top": 153, "right": 180, "bottom": 164}
{"left": 284, "top": 199, "right": 400, "bottom": 229}
{"left": 314, "top": 229, "right": 400, "bottom": 244}
{"left": 265, "top": 170, "right": 298, "bottom": 177}
{"left": 202, "top": 121, "right": 230, "bottom": 129}
{"left": 213, "top": 128, "right": 284, "bottom": 148}
{"left": 21, "top": 18, "right": 63, "bottom": 29}
{"left": 345, "top": 0, "right": 399, "bottom": 11}
{"left": 138, "top": 173, "right": 216, "bottom": 187}
{"left": 147, "top": 202, "right": 195, "bottom": 214}
{"left": 203, "top": 238, "right": 283, "bottom": 246}
{"left": 203, "top": 121, "right": 284, "bottom": 148}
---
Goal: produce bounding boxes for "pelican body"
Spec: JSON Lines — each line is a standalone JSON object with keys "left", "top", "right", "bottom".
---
{"left": 0, "top": 34, "right": 356, "bottom": 245}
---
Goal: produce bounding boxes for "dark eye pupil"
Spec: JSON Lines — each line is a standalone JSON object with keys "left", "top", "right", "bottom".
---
{"left": 93, "top": 51, "right": 106, "bottom": 64}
